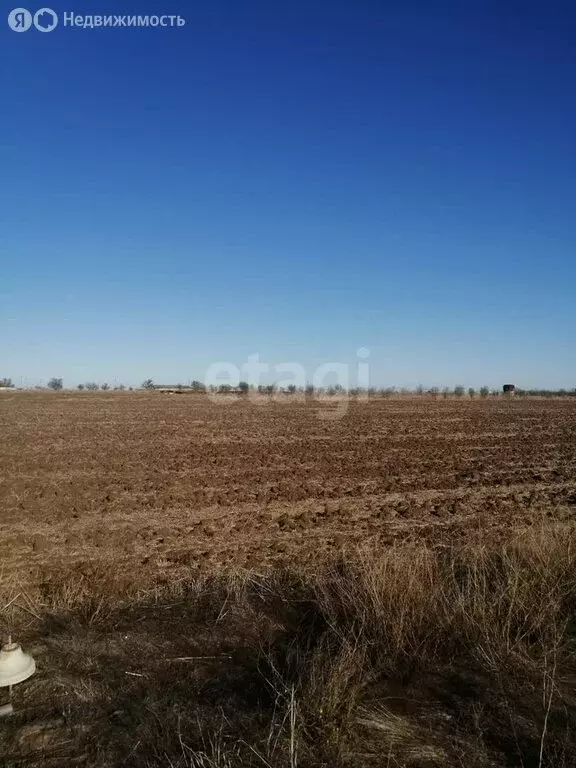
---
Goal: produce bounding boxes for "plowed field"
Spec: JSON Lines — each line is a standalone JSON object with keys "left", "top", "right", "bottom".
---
{"left": 1, "top": 393, "right": 575, "bottom": 585}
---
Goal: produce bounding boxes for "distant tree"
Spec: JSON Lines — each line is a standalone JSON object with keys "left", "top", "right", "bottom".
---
{"left": 114, "top": 384, "right": 126, "bottom": 391}
{"left": 454, "top": 385, "right": 465, "bottom": 398}
{"left": 85, "top": 382, "right": 99, "bottom": 391}
{"left": 47, "top": 377, "right": 63, "bottom": 391}
{"left": 218, "top": 384, "right": 232, "bottom": 393}
{"left": 442, "top": 387, "right": 450, "bottom": 399}
{"left": 287, "top": 384, "right": 297, "bottom": 394}
{"left": 77, "top": 383, "right": 85, "bottom": 391}
{"left": 190, "top": 380, "right": 206, "bottom": 392}
{"left": 142, "top": 378, "right": 155, "bottom": 390}
{"left": 238, "top": 381, "right": 249, "bottom": 394}
{"left": 479, "top": 386, "right": 489, "bottom": 398}
{"left": 430, "top": 387, "right": 439, "bottom": 398}
{"left": 416, "top": 384, "right": 424, "bottom": 395}
{"left": 0, "top": 378, "right": 14, "bottom": 388}
{"left": 305, "top": 384, "right": 315, "bottom": 396}
{"left": 468, "top": 387, "right": 476, "bottom": 398}
{"left": 100, "top": 382, "right": 110, "bottom": 391}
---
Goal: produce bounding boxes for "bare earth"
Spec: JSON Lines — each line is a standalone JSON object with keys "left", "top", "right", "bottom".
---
{"left": 1, "top": 392, "right": 575, "bottom": 587}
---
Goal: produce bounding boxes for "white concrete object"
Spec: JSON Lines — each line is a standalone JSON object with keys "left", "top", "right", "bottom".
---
{"left": 0, "top": 638, "right": 36, "bottom": 687}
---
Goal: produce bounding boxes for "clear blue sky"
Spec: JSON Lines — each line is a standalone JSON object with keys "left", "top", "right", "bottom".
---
{"left": 1, "top": 1, "right": 575, "bottom": 389}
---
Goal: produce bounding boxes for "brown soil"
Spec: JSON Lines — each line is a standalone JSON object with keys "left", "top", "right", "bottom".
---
{"left": 1, "top": 393, "right": 575, "bottom": 587}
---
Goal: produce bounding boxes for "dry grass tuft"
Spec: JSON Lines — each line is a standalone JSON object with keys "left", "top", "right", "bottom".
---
{"left": 2, "top": 525, "right": 576, "bottom": 766}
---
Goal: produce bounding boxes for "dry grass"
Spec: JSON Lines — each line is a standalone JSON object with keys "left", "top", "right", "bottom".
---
{"left": 2, "top": 524, "right": 576, "bottom": 767}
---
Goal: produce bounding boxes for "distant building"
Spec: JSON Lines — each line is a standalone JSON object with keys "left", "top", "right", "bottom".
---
{"left": 503, "top": 384, "right": 516, "bottom": 394}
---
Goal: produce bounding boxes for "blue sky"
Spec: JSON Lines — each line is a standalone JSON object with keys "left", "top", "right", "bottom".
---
{"left": 1, "top": 0, "right": 575, "bottom": 389}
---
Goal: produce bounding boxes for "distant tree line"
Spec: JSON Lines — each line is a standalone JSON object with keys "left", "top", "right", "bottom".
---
{"left": 77, "top": 382, "right": 131, "bottom": 391}
{"left": 137, "top": 379, "right": 576, "bottom": 398}
{"left": 3, "top": 377, "right": 576, "bottom": 398}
